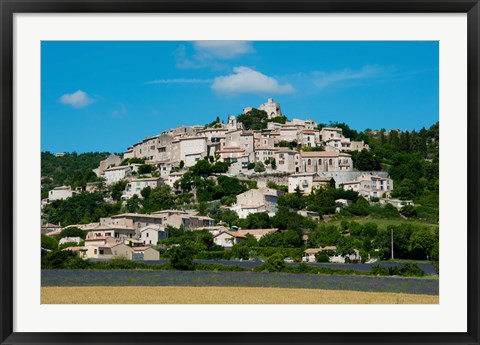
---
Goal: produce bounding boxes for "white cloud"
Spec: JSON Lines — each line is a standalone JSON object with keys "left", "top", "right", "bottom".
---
{"left": 212, "top": 66, "right": 294, "bottom": 95}
{"left": 59, "top": 90, "right": 94, "bottom": 108}
{"left": 146, "top": 78, "right": 211, "bottom": 84}
{"left": 193, "top": 41, "right": 254, "bottom": 59}
{"left": 111, "top": 104, "right": 127, "bottom": 118}
{"left": 310, "top": 65, "right": 388, "bottom": 90}
{"left": 175, "top": 41, "right": 254, "bottom": 69}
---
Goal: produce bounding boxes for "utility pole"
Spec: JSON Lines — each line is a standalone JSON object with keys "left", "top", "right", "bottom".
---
{"left": 391, "top": 228, "right": 394, "bottom": 260}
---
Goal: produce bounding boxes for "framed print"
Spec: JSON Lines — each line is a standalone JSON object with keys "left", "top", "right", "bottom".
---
{"left": 1, "top": 1, "right": 479, "bottom": 344}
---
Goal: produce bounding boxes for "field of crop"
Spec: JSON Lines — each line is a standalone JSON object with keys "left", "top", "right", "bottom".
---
{"left": 42, "top": 270, "right": 439, "bottom": 296}
{"left": 41, "top": 286, "right": 438, "bottom": 304}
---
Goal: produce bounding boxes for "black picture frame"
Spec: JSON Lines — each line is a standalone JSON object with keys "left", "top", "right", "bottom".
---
{"left": 1, "top": 1, "right": 479, "bottom": 344}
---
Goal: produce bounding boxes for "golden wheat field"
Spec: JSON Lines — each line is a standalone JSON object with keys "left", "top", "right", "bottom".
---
{"left": 42, "top": 286, "right": 438, "bottom": 304}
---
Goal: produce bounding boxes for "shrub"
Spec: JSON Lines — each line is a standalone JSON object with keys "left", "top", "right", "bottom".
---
{"left": 400, "top": 205, "right": 418, "bottom": 218}
{"left": 370, "top": 265, "right": 390, "bottom": 276}
{"left": 389, "top": 263, "right": 425, "bottom": 277}
{"left": 315, "top": 251, "right": 330, "bottom": 263}
{"left": 195, "top": 250, "right": 225, "bottom": 260}
{"left": 169, "top": 244, "right": 195, "bottom": 270}
{"left": 254, "top": 162, "right": 266, "bottom": 173}
{"left": 60, "top": 226, "right": 87, "bottom": 239}
{"left": 41, "top": 234, "right": 59, "bottom": 251}
{"left": 264, "top": 253, "right": 286, "bottom": 272}
{"left": 42, "top": 250, "right": 78, "bottom": 269}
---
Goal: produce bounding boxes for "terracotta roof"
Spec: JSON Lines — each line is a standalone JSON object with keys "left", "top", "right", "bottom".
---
{"left": 110, "top": 213, "right": 164, "bottom": 219}
{"left": 214, "top": 231, "right": 246, "bottom": 239}
{"left": 152, "top": 209, "right": 187, "bottom": 215}
{"left": 301, "top": 151, "right": 351, "bottom": 158}
{"left": 46, "top": 230, "right": 62, "bottom": 236}
{"left": 104, "top": 165, "right": 131, "bottom": 171}
{"left": 236, "top": 229, "right": 278, "bottom": 236}
{"left": 304, "top": 246, "right": 337, "bottom": 254}
{"left": 63, "top": 246, "right": 86, "bottom": 251}
{"left": 304, "top": 248, "right": 322, "bottom": 254}
{"left": 87, "top": 225, "right": 136, "bottom": 231}
{"left": 133, "top": 246, "right": 152, "bottom": 251}
{"left": 130, "top": 177, "right": 162, "bottom": 182}
{"left": 42, "top": 223, "right": 61, "bottom": 228}
{"left": 52, "top": 185, "right": 70, "bottom": 190}
{"left": 321, "top": 127, "right": 342, "bottom": 131}
{"left": 217, "top": 149, "right": 245, "bottom": 153}
{"left": 179, "top": 136, "right": 207, "bottom": 141}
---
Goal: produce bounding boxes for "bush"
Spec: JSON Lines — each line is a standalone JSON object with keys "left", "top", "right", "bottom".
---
{"left": 58, "top": 242, "right": 82, "bottom": 250}
{"left": 169, "top": 244, "right": 195, "bottom": 270}
{"left": 315, "top": 251, "right": 330, "bottom": 263}
{"left": 60, "top": 226, "right": 86, "bottom": 239}
{"left": 194, "top": 263, "right": 245, "bottom": 272}
{"left": 254, "top": 162, "right": 266, "bottom": 173}
{"left": 42, "top": 250, "right": 78, "bottom": 269}
{"left": 400, "top": 205, "right": 418, "bottom": 218}
{"left": 389, "top": 263, "right": 425, "bottom": 277}
{"left": 41, "top": 234, "right": 59, "bottom": 251}
{"left": 195, "top": 250, "right": 225, "bottom": 260}
{"left": 264, "top": 253, "right": 286, "bottom": 272}
{"left": 370, "top": 265, "right": 390, "bottom": 276}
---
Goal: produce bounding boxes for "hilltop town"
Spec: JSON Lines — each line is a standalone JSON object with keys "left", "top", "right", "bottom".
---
{"left": 41, "top": 98, "right": 438, "bottom": 267}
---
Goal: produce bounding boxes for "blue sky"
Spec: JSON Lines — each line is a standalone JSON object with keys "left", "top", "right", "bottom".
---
{"left": 41, "top": 41, "right": 438, "bottom": 153}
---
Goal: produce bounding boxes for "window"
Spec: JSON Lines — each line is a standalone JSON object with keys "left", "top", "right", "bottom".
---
{"left": 94, "top": 249, "right": 97, "bottom": 254}
{"left": 146, "top": 233, "right": 149, "bottom": 237}
{"left": 318, "top": 159, "right": 322, "bottom": 165}
{"left": 308, "top": 159, "right": 311, "bottom": 165}
{"left": 99, "top": 249, "right": 104, "bottom": 255}
{"left": 329, "top": 159, "right": 333, "bottom": 165}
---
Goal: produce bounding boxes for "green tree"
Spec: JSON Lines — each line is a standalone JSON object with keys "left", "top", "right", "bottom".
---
{"left": 111, "top": 180, "right": 128, "bottom": 201}
{"left": 400, "top": 205, "right": 417, "bottom": 218}
{"left": 237, "top": 109, "right": 269, "bottom": 130}
{"left": 60, "top": 226, "right": 86, "bottom": 239}
{"left": 221, "top": 209, "right": 240, "bottom": 226}
{"left": 254, "top": 161, "right": 266, "bottom": 172}
{"left": 41, "top": 234, "right": 59, "bottom": 251}
{"left": 264, "top": 253, "right": 286, "bottom": 272}
{"left": 169, "top": 244, "right": 196, "bottom": 270}
{"left": 137, "top": 164, "right": 153, "bottom": 174}
{"left": 141, "top": 185, "right": 175, "bottom": 213}
{"left": 352, "top": 149, "right": 378, "bottom": 171}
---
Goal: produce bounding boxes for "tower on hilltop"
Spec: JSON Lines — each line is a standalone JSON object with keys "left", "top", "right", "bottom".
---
{"left": 243, "top": 98, "right": 283, "bottom": 120}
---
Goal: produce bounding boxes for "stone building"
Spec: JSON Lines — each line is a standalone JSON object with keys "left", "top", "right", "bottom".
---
{"left": 300, "top": 151, "right": 353, "bottom": 173}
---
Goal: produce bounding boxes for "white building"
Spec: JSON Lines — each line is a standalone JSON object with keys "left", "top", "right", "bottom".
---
{"left": 213, "top": 231, "right": 246, "bottom": 248}
{"left": 341, "top": 173, "right": 394, "bottom": 199}
{"left": 103, "top": 165, "right": 138, "bottom": 185}
{"left": 258, "top": 98, "right": 283, "bottom": 119}
{"left": 166, "top": 171, "right": 186, "bottom": 188}
{"left": 48, "top": 185, "right": 77, "bottom": 202}
{"left": 300, "top": 151, "right": 353, "bottom": 173}
{"left": 229, "top": 188, "right": 284, "bottom": 218}
{"left": 288, "top": 173, "right": 332, "bottom": 194}
{"left": 140, "top": 225, "right": 168, "bottom": 245}
{"left": 178, "top": 136, "right": 207, "bottom": 167}
{"left": 124, "top": 177, "right": 163, "bottom": 199}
